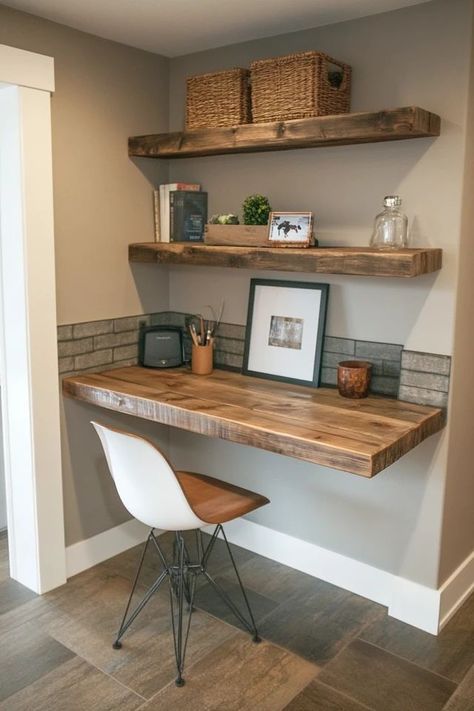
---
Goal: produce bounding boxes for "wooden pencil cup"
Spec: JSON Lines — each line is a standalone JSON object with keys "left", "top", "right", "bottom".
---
{"left": 192, "top": 343, "right": 213, "bottom": 375}
{"left": 337, "top": 360, "right": 372, "bottom": 399}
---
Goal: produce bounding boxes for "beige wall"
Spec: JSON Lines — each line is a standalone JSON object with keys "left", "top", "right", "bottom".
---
{"left": 439, "top": 7, "right": 474, "bottom": 585}
{"left": 0, "top": 4, "right": 171, "bottom": 544}
{"left": 167, "top": 0, "right": 473, "bottom": 588}
{"left": 0, "top": 3, "right": 170, "bottom": 325}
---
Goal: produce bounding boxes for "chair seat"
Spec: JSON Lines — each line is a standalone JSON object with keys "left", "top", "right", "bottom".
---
{"left": 175, "top": 471, "right": 269, "bottom": 525}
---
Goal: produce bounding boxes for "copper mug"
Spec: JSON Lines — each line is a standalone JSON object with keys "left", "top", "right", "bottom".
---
{"left": 337, "top": 360, "right": 372, "bottom": 399}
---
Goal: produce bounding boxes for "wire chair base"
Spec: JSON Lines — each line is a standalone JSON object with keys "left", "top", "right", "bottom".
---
{"left": 112, "top": 524, "right": 260, "bottom": 686}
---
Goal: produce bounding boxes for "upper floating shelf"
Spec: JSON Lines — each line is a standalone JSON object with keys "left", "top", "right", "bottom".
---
{"left": 129, "top": 243, "right": 442, "bottom": 278}
{"left": 128, "top": 106, "right": 440, "bottom": 159}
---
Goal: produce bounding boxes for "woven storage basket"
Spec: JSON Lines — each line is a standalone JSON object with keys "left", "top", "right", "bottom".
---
{"left": 250, "top": 51, "right": 351, "bottom": 123}
{"left": 186, "top": 68, "right": 251, "bottom": 130}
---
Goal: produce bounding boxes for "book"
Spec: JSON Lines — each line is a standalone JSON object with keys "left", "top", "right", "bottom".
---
{"left": 153, "top": 190, "right": 160, "bottom": 241}
{"left": 158, "top": 183, "right": 200, "bottom": 242}
{"left": 170, "top": 191, "right": 208, "bottom": 242}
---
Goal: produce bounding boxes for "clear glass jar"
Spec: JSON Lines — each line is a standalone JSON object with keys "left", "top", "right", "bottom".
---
{"left": 370, "top": 196, "right": 408, "bottom": 250}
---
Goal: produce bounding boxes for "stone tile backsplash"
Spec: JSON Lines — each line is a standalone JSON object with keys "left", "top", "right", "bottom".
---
{"left": 58, "top": 314, "right": 150, "bottom": 375}
{"left": 398, "top": 350, "right": 451, "bottom": 408}
{"left": 58, "top": 311, "right": 451, "bottom": 407}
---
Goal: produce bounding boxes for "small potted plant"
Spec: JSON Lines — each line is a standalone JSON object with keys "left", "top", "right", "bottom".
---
{"left": 205, "top": 195, "right": 272, "bottom": 246}
{"left": 242, "top": 195, "right": 272, "bottom": 226}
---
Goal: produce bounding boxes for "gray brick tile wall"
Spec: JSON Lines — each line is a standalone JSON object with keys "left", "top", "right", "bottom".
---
{"left": 401, "top": 351, "right": 451, "bottom": 376}
{"left": 57, "top": 325, "right": 73, "bottom": 341}
{"left": 74, "top": 349, "right": 113, "bottom": 371}
{"left": 94, "top": 331, "right": 138, "bottom": 350}
{"left": 114, "top": 344, "right": 139, "bottom": 361}
{"left": 58, "top": 315, "right": 144, "bottom": 378}
{"left": 324, "top": 336, "right": 355, "bottom": 356}
{"left": 398, "top": 349, "right": 451, "bottom": 408}
{"left": 58, "top": 337, "right": 93, "bottom": 358}
{"left": 400, "top": 370, "right": 449, "bottom": 392}
{"left": 398, "top": 385, "right": 448, "bottom": 408}
{"left": 114, "top": 315, "right": 149, "bottom": 333}
{"left": 59, "top": 356, "right": 74, "bottom": 374}
{"left": 355, "top": 340, "right": 403, "bottom": 362}
{"left": 72, "top": 319, "right": 113, "bottom": 339}
{"left": 57, "top": 312, "right": 451, "bottom": 409}
{"left": 320, "top": 367, "right": 337, "bottom": 386}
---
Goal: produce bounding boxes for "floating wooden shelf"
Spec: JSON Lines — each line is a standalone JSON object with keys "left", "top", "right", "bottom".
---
{"left": 129, "top": 243, "right": 442, "bottom": 278}
{"left": 128, "top": 106, "right": 440, "bottom": 159}
{"left": 62, "top": 366, "right": 445, "bottom": 477}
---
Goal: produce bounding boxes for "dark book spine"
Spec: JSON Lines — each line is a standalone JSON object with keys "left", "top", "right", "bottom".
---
{"left": 170, "top": 191, "right": 207, "bottom": 242}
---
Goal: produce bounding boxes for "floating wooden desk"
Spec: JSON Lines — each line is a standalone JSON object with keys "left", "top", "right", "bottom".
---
{"left": 62, "top": 366, "right": 444, "bottom": 477}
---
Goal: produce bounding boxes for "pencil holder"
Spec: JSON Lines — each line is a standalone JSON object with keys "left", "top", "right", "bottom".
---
{"left": 191, "top": 343, "right": 213, "bottom": 375}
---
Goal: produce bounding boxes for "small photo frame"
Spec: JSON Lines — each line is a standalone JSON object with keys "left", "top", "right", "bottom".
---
{"left": 268, "top": 212, "right": 313, "bottom": 247}
{"left": 243, "top": 278, "right": 329, "bottom": 387}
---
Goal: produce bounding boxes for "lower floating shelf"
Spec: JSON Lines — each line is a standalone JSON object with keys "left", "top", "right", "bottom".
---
{"left": 62, "top": 366, "right": 445, "bottom": 477}
{"left": 129, "top": 243, "right": 442, "bottom": 278}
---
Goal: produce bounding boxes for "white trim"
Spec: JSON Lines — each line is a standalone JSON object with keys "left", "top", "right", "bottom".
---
{"left": 0, "top": 63, "right": 65, "bottom": 592}
{"left": 438, "top": 551, "right": 474, "bottom": 630}
{"left": 64, "top": 515, "right": 474, "bottom": 634}
{"left": 204, "top": 518, "right": 473, "bottom": 635}
{"left": 66, "top": 519, "right": 151, "bottom": 578}
{"left": 388, "top": 576, "right": 441, "bottom": 635}
{"left": 0, "top": 44, "right": 54, "bottom": 92}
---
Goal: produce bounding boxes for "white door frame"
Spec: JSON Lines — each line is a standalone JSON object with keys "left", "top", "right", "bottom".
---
{"left": 0, "top": 44, "right": 66, "bottom": 592}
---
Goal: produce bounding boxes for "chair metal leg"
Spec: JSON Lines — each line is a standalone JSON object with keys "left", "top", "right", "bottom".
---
{"left": 111, "top": 525, "right": 256, "bottom": 688}
{"left": 169, "top": 532, "right": 197, "bottom": 687}
{"left": 113, "top": 529, "right": 168, "bottom": 649}
{"left": 200, "top": 524, "right": 260, "bottom": 643}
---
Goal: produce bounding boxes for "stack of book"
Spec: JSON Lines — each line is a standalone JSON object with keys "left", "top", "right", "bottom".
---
{"left": 154, "top": 183, "right": 208, "bottom": 243}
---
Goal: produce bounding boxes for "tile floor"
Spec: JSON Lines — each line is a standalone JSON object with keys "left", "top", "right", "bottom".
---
{"left": 0, "top": 530, "right": 472, "bottom": 710}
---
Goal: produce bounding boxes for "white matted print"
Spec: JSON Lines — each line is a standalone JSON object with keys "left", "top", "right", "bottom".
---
{"left": 243, "top": 279, "right": 329, "bottom": 386}
{"left": 268, "top": 212, "right": 313, "bottom": 246}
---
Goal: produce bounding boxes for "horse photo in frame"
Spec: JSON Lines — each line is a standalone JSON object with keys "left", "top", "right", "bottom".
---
{"left": 268, "top": 211, "right": 314, "bottom": 247}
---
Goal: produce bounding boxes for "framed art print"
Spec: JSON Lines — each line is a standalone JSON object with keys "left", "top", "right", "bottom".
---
{"left": 243, "top": 278, "right": 329, "bottom": 387}
{"left": 267, "top": 212, "right": 314, "bottom": 247}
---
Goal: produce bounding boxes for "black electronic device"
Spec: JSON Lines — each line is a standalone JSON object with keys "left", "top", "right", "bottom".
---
{"left": 139, "top": 326, "right": 184, "bottom": 368}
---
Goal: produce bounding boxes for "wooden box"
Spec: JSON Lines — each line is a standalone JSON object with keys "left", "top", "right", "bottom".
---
{"left": 205, "top": 224, "right": 269, "bottom": 247}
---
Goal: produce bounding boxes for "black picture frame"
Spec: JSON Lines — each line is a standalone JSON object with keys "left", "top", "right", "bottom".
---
{"left": 242, "top": 278, "right": 329, "bottom": 387}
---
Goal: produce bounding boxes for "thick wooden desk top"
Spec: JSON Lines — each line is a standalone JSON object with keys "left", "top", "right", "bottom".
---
{"left": 62, "top": 366, "right": 445, "bottom": 477}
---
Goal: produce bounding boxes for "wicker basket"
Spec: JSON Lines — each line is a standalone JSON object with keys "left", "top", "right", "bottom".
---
{"left": 186, "top": 68, "right": 251, "bottom": 130}
{"left": 250, "top": 51, "right": 351, "bottom": 123}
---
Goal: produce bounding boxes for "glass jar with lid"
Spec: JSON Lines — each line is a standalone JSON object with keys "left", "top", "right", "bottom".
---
{"left": 370, "top": 196, "right": 408, "bottom": 250}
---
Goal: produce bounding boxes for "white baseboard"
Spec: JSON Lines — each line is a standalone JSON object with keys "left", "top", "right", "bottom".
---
{"left": 438, "top": 551, "right": 474, "bottom": 630}
{"left": 65, "top": 516, "right": 473, "bottom": 635}
{"left": 206, "top": 518, "right": 473, "bottom": 636}
{"left": 65, "top": 518, "right": 150, "bottom": 578}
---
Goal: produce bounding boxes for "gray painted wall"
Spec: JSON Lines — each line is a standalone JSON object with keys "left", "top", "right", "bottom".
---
{"left": 167, "top": 0, "right": 473, "bottom": 588}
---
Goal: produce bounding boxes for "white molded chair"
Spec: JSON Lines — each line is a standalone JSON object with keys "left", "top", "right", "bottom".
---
{"left": 92, "top": 421, "right": 270, "bottom": 687}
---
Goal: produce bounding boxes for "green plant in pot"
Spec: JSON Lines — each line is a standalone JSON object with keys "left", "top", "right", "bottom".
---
{"left": 242, "top": 195, "right": 272, "bottom": 225}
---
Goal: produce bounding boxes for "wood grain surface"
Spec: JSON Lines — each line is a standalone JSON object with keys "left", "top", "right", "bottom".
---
{"left": 204, "top": 224, "right": 270, "bottom": 247}
{"left": 62, "top": 366, "right": 445, "bottom": 477}
{"left": 128, "top": 106, "right": 440, "bottom": 159}
{"left": 175, "top": 470, "right": 269, "bottom": 524}
{"left": 128, "top": 243, "right": 442, "bottom": 278}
